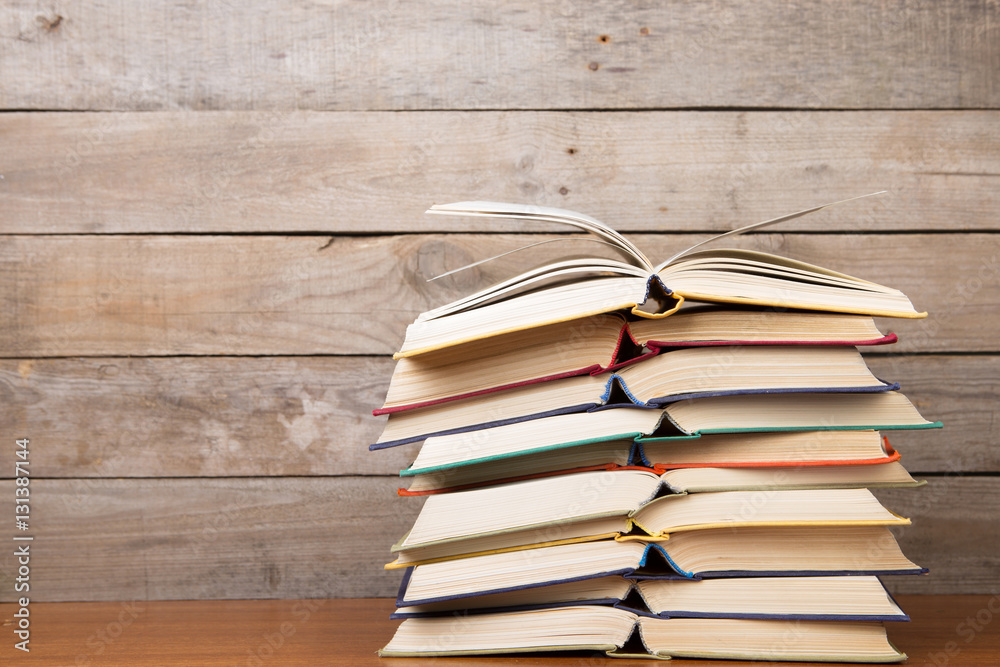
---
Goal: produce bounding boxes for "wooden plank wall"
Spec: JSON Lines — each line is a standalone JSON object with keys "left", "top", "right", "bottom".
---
{"left": 1, "top": 0, "right": 997, "bottom": 601}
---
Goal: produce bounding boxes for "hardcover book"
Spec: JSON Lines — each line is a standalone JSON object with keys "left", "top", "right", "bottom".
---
{"left": 394, "top": 574, "right": 909, "bottom": 623}
{"left": 379, "top": 309, "right": 897, "bottom": 414}
{"left": 392, "top": 538, "right": 921, "bottom": 614}
{"left": 375, "top": 385, "right": 939, "bottom": 451}
{"left": 380, "top": 605, "right": 908, "bottom": 661}
{"left": 373, "top": 197, "right": 938, "bottom": 662}
{"left": 398, "top": 199, "right": 924, "bottom": 358}
{"left": 388, "top": 471, "right": 909, "bottom": 567}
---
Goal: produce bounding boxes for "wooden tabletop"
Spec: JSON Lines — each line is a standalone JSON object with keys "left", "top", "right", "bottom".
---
{"left": 1, "top": 596, "right": 997, "bottom": 665}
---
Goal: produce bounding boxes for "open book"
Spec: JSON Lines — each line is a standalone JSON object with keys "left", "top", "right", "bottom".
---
{"left": 400, "top": 432, "right": 913, "bottom": 496}
{"left": 378, "top": 309, "right": 896, "bottom": 414}
{"left": 402, "top": 405, "right": 930, "bottom": 475}
{"left": 380, "top": 605, "right": 907, "bottom": 661}
{"left": 374, "top": 378, "right": 938, "bottom": 451}
{"left": 388, "top": 470, "right": 909, "bottom": 567}
{"left": 398, "top": 199, "right": 924, "bottom": 357}
{"left": 395, "top": 567, "right": 909, "bottom": 622}
{"left": 393, "top": 538, "right": 922, "bottom": 616}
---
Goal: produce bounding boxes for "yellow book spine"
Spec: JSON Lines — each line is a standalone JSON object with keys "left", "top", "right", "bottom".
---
{"left": 383, "top": 532, "right": 622, "bottom": 569}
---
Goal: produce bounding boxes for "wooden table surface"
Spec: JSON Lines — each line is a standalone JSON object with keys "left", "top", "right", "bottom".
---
{"left": 1, "top": 596, "right": 997, "bottom": 665}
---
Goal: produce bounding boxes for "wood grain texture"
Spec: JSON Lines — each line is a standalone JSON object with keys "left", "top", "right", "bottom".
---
{"left": 0, "top": 477, "right": 423, "bottom": 602}
{"left": 864, "top": 356, "right": 999, "bottom": 474}
{"left": 2, "top": 233, "right": 996, "bottom": 356}
{"left": 0, "top": 0, "right": 993, "bottom": 606}
{"left": 0, "top": 355, "right": 993, "bottom": 478}
{"left": 0, "top": 356, "right": 405, "bottom": 478}
{"left": 4, "top": 596, "right": 999, "bottom": 666}
{"left": 1, "top": 597, "right": 999, "bottom": 666}
{"left": 3, "top": 110, "right": 999, "bottom": 233}
{"left": 1, "top": 1, "right": 997, "bottom": 111}
{"left": 876, "top": 478, "right": 1000, "bottom": 594}
{"left": 0, "top": 599, "right": 395, "bottom": 666}
{"left": 0, "top": 477, "right": 993, "bottom": 601}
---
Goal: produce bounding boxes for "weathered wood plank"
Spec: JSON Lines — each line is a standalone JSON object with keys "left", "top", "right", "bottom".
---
{"left": 1, "top": 1, "right": 997, "bottom": 111}
{"left": 0, "top": 477, "right": 423, "bottom": 602}
{"left": 0, "top": 355, "right": 992, "bottom": 478}
{"left": 1, "top": 234, "right": 996, "bottom": 356}
{"left": 0, "top": 356, "right": 404, "bottom": 478}
{"left": 0, "top": 477, "right": 993, "bottom": 601}
{"left": 3, "top": 110, "right": 999, "bottom": 233}
{"left": 876, "top": 478, "right": 1000, "bottom": 594}
{"left": 863, "top": 356, "right": 999, "bottom": 474}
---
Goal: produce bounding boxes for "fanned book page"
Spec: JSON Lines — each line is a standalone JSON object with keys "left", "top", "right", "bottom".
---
{"left": 398, "top": 198, "right": 924, "bottom": 357}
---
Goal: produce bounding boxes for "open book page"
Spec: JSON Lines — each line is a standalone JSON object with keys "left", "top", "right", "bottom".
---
{"left": 428, "top": 201, "right": 654, "bottom": 271}
{"left": 402, "top": 196, "right": 922, "bottom": 357}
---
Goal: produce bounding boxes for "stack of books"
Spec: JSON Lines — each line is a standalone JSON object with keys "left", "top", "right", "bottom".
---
{"left": 372, "top": 201, "right": 941, "bottom": 662}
